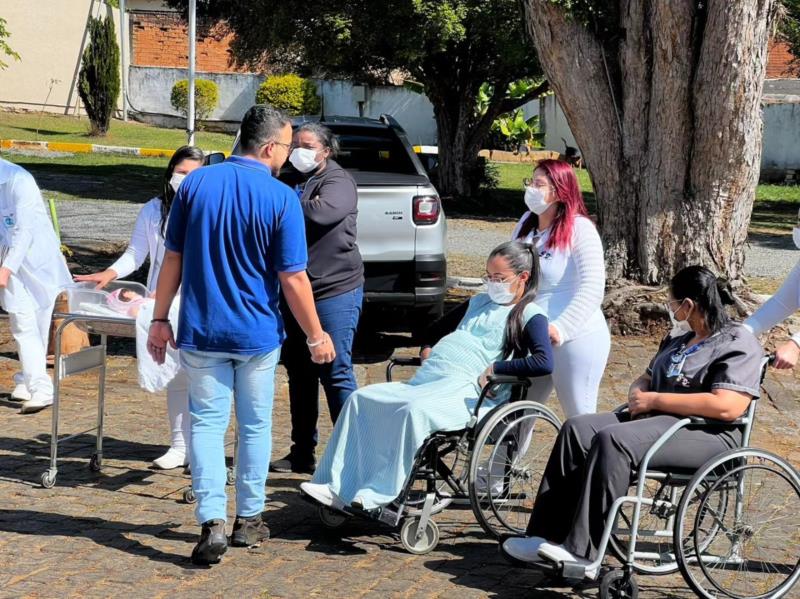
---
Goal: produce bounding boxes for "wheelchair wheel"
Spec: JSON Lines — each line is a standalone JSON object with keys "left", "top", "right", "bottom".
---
{"left": 675, "top": 448, "right": 800, "bottom": 599}
{"left": 318, "top": 505, "right": 349, "bottom": 530}
{"left": 599, "top": 570, "right": 639, "bottom": 599}
{"left": 468, "top": 400, "right": 561, "bottom": 537}
{"left": 399, "top": 516, "right": 439, "bottom": 555}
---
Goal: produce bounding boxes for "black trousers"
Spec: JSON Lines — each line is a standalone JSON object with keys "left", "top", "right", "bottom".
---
{"left": 526, "top": 412, "right": 740, "bottom": 560}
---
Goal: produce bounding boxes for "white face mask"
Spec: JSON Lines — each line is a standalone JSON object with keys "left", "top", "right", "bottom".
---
{"left": 793, "top": 227, "right": 800, "bottom": 250}
{"left": 667, "top": 300, "right": 693, "bottom": 336}
{"left": 524, "top": 186, "right": 551, "bottom": 215}
{"left": 486, "top": 280, "right": 516, "bottom": 304}
{"left": 169, "top": 173, "right": 186, "bottom": 193}
{"left": 289, "top": 147, "right": 322, "bottom": 173}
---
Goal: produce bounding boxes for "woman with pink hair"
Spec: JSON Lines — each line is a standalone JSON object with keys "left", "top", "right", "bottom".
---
{"left": 512, "top": 159, "right": 609, "bottom": 417}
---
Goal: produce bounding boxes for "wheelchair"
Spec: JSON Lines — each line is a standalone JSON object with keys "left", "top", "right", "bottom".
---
{"left": 528, "top": 355, "right": 800, "bottom": 599}
{"left": 315, "top": 355, "right": 562, "bottom": 554}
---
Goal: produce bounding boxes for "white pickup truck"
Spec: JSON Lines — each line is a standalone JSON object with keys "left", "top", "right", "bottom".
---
{"left": 233, "top": 114, "right": 447, "bottom": 320}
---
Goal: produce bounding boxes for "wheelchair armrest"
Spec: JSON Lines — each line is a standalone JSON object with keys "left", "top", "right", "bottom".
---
{"left": 390, "top": 357, "right": 423, "bottom": 367}
{"left": 688, "top": 415, "right": 747, "bottom": 426}
{"left": 486, "top": 374, "right": 530, "bottom": 387}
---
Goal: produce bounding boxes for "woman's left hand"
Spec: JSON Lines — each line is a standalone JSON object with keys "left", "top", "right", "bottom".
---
{"left": 478, "top": 364, "right": 495, "bottom": 396}
{"left": 548, "top": 324, "right": 561, "bottom": 346}
{"left": 628, "top": 389, "right": 658, "bottom": 416}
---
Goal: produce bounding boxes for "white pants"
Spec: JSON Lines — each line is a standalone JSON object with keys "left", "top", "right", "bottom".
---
{"left": 8, "top": 298, "right": 55, "bottom": 396}
{"left": 526, "top": 325, "right": 611, "bottom": 418}
{"left": 166, "top": 369, "right": 190, "bottom": 453}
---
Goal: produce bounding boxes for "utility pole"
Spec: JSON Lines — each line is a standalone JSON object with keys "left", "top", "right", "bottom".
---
{"left": 187, "top": 0, "right": 196, "bottom": 145}
{"left": 119, "top": 0, "right": 128, "bottom": 121}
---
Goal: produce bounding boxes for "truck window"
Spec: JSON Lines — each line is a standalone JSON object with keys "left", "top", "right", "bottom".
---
{"left": 332, "top": 127, "right": 418, "bottom": 175}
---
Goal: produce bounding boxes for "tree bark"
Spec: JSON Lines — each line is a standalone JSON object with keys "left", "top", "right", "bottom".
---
{"left": 523, "top": 0, "right": 776, "bottom": 284}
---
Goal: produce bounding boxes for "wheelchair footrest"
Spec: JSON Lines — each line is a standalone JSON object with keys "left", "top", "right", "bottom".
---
{"left": 560, "top": 562, "right": 588, "bottom": 580}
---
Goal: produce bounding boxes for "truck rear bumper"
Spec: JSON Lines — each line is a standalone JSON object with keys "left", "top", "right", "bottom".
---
{"left": 363, "top": 254, "right": 447, "bottom": 306}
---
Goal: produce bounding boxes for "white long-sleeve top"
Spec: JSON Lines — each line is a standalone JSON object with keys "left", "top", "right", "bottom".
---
{"left": 744, "top": 259, "right": 800, "bottom": 345}
{"left": 109, "top": 197, "right": 166, "bottom": 293}
{"left": 0, "top": 159, "right": 71, "bottom": 311}
{"left": 512, "top": 213, "right": 607, "bottom": 344}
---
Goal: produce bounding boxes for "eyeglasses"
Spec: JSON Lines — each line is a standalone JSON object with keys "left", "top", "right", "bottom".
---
{"left": 268, "top": 140, "right": 293, "bottom": 152}
{"left": 523, "top": 178, "right": 553, "bottom": 190}
{"left": 481, "top": 274, "right": 517, "bottom": 284}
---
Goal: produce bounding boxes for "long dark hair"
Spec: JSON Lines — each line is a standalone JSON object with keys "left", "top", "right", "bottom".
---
{"left": 670, "top": 265, "right": 735, "bottom": 334}
{"left": 159, "top": 145, "right": 205, "bottom": 237}
{"left": 489, "top": 241, "right": 541, "bottom": 359}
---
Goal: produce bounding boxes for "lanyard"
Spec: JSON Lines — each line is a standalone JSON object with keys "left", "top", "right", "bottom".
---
{"left": 666, "top": 334, "right": 715, "bottom": 378}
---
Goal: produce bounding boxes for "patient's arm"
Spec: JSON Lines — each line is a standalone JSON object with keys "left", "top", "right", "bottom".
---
{"left": 492, "top": 314, "right": 554, "bottom": 377}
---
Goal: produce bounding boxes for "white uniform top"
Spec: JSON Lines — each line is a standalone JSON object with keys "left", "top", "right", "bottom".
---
{"left": 744, "top": 258, "right": 800, "bottom": 346}
{"left": 0, "top": 159, "right": 71, "bottom": 311}
{"left": 512, "top": 213, "right": 606, "bottom": 344}
{"left": 109, "top": 197, "right": 166, "bottom": 294}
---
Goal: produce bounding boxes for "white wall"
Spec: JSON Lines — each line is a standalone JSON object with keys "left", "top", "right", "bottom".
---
{"left": 128, "top": 66, "right": 263, "bottom": 121}
{"left": 317, "top": 80, "right": 437, "bottom": 145}
{"left": 0, "top": 0, "right": 121, "bottom": 115}
{"left": 761, "top": 97, "right": 800, "bottom": 179}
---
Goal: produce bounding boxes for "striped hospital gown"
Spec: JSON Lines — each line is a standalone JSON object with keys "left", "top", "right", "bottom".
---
{"left": 311, "top": 293, "right": 544, "bottom": 510}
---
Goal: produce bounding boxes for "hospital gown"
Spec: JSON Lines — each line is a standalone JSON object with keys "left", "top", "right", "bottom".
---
{"left": 312, "top": 293, "right": 545, "bottom": 510}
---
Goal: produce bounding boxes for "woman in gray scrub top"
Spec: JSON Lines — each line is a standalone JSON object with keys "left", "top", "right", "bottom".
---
{"left": 501, "top": 265, "right": 764, "bottom": 580}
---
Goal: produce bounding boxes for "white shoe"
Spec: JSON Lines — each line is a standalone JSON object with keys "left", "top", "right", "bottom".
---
{"left": 152, "top": 448, "right": 188, "bottom": 470}
{"left": 502, "top": 536, "right": 548, "bottom": 563}
{"left": 20, "top": 393, "right": 53, "bottom": 414}
{"left": 10, "top": 384, "right": 31, "bottom": 402}
{"left": 538, "top": 542, "right": 599, "bottom": 580}
{"left": 300, "top": 482, "right": 346, "bottom": 511}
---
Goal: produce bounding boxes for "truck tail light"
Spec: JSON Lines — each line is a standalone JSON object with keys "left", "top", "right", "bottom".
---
{"left": 412, "top": 195, "right": 440, "bottom": 225}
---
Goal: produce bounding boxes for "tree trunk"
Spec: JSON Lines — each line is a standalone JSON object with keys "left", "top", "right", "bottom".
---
{"left": 523, "top": 0, "right": 776, "bottom": 284}
{"left": 430, "top": 90, "right": 483, "bottom": 199}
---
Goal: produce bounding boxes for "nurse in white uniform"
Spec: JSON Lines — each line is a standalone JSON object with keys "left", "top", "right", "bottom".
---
{"left": 75, "top": 146, "right": 204, "bottom": 468}
{"left": 743, "top": 210, "right": 800, "bottom": 369}
{"left": 0, "top": 159, "right": 72, "bottom": 414}
{"left": 512, "top": 159, "right": 609, "bottom": 417}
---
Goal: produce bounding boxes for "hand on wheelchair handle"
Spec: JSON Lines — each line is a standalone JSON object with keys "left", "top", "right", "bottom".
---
{"left": 771, "top": 343, "right": 797, "bottom": 370}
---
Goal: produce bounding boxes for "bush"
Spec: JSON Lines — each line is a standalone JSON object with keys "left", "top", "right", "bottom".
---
{"left": 170, "top": 79, "right": 219, "bottom": 125}
{"left": 255, "top": 74, "right": 320, "bottom": 116}
{"left": 77, "top": 14, "right": 120, "bottom": 136}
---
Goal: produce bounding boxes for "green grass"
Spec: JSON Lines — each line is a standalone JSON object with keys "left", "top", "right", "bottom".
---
{"left": 0, "top": 111, "right": 234, "bottom": 151}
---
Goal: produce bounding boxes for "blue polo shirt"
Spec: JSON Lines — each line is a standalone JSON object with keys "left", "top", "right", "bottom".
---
{"left": 165, "top": 155, "right": 307, "bottom": 354}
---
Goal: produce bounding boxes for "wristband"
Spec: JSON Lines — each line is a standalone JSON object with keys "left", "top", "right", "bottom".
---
{"left": 151, "top": 318, "right": 170, "bottom": 324}
{"left": 307, "top": 334, "right": 327, "bottom": 348}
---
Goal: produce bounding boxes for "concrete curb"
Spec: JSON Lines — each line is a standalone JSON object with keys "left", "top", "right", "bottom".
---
{"left": 0, "top": 139, "right": 175, "bottom": 158}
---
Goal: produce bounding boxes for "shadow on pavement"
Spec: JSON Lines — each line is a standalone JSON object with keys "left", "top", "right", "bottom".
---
{"left": 0, "top": 509, "right": 200, "bottom": 569}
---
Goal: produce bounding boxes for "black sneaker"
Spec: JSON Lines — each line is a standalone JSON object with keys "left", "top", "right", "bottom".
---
{"left": 191, "top": 519, "right": 228, "bottom": 565}
{"left": 231, "top": 513, "right": 270, "bottom": 547}
{"left": 269, "top": 453, "right": 316, "bottom": 475}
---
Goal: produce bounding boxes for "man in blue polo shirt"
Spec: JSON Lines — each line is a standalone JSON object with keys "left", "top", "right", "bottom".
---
{"left": 147, "top": 105, "right": 335, "bottom": 565}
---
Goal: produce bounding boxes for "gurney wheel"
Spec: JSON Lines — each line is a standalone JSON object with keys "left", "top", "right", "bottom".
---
{"left": 40, "top": 471, "right": 56, "bottom": 489}
{"left": 399, "top": 516, "right": 439, "bottom": 555}
{"left": 318, "top": 505, "right": 348, "bottom": 529}
{"left": 183, "top": 487, "right": 196, "bottom": 504}
{"left": 599, "top": 570, "right": 638, "bottom": 599}
{"left": 89, "top": 454, "right": 102, "bottom": 472}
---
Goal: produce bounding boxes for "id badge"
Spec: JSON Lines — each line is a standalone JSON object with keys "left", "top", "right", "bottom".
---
{"left": 667, "top": 356, "right": 686, "bottom": 378}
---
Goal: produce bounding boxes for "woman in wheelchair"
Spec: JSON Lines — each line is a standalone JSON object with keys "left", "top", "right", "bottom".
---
{"left": 300, "top": 241, "right": 554, "bottom": 512}
{"left": 502, "top": 265, "right": 763, "bottom": 579}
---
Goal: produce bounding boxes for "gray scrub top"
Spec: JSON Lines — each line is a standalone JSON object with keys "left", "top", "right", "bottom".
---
{"left": 647, "top": 322, "right": 762, "bottom": 398}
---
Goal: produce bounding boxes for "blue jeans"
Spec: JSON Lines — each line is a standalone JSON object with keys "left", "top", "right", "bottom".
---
{"left": 181, "top": 348, "right": 280, "bottom": 524}
{"left": 281, "top": 286, "right": 363, "bottom": 462}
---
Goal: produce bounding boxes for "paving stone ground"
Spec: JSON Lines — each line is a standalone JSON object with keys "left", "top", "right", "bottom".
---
{"left": 0, "top": 325, "right": 799, "bottom": 599}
